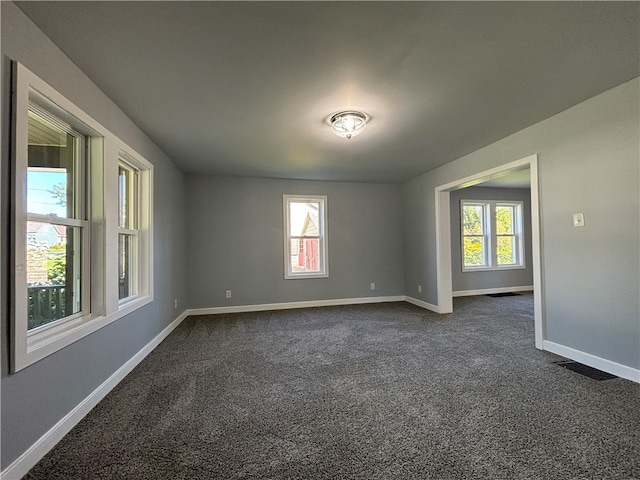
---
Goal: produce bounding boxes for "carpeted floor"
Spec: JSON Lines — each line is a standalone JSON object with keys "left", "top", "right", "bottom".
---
{"left": 24, "top": 294, "right": 640, "bottom": 479}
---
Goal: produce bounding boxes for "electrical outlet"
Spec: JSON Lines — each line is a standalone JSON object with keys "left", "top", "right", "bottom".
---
{"left": 370, "top": 283, "right": 376, "bottom": 290}
{"left": 573, "top": 213, "right": 585, "bottom": 227}
{"left": 418, "top": 285, "right": 422, "bottom": 293}
{"left": 225, "top": 290, "right": 232, "bottom": 298}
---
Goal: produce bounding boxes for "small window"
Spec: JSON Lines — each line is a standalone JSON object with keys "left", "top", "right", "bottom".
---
{"left": 118, "top": 161, "right": 139, "bottom": 300}
{"left": 462, "top": 200, "right": 524, "bottom": 271}
{"left": 284, "top": 195, "right": 328, "bottom": 279}
{"left": 495, "top": 203, "right": 518, "bottom": 266}
{"left": 462, "top": 202, "right": 488, "bottom": 268}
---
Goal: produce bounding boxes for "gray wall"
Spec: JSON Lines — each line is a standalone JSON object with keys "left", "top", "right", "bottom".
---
{"left": 186, "top": 176, "right": 404, "bottom": 308}
{"left": 450, "top": 187, "right": 533, "bottom": 292}
{"left": 1, "top": 3, "right": 187, "bottom": 469}
{"left": 402, "top": 77, "right": 639, "bottom": 369}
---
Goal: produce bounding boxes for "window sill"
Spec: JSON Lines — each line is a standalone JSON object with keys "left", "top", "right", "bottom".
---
{"left": 285, "top": 272, "right": 329, "bottom": 280}
{"left": 15, "top": 294, "right": 153, "bottom": 372}
{"left": 462, "top": 265, "right": 526, "bottom": 273}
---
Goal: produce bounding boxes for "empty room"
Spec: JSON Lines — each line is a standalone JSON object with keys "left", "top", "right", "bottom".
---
{"left": 1, "top": 2, "right": 639, "bottom": 479}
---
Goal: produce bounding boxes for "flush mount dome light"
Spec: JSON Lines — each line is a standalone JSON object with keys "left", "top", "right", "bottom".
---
{"left": 330, "top": 110, "right": 368, "bottom": 139}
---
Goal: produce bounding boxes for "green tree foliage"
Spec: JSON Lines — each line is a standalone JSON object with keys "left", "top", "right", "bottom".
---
{"left": 47, "top": 253, "right": 66, "bottom": 286}
{"left": 495, "top": 206, "right": 513, "bottom": 234}
{"left": 463, "top": 205, "right": 484, "bottom": 266}
{"left": 496, "top": 206, "right": 515, "bottom": 265}
{"left": 48, "top": 182, "right": 67, "bottom": 208}
{"left": 463, "top": 205, "right": 483, "bottom": 235}
{"left": 463, "top": 237, "right": 484, "bottom": 266}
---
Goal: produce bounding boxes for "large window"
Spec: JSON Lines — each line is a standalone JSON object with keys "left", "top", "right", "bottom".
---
{"left": 12, "top": 62, "right": 153, "bottom": 371}
{"left": 461, "top": 200, "right": 524, "bottom": 271}
{"left": 25, "top": 106, "right": 89, "bottom": 330}
{"left": 284, "top": 195, "right": 328, "bottom": 279}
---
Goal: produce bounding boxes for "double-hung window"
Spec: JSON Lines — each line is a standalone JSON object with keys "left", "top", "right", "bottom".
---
{"left": 24, "top": 105, "right": 89, "bottom": 330}
{"left": 12, "top": 62, "right": 153, "bottom": 371}
{"left": 118, "top": 161, "right": 139, "bottom": 300}
{"left": 283, "top": 195, "right": 328, "bottom": 279}
{"left": 461, "top": 202, "right": 487, "bottom": 268}
{"left": 495, "top": 203, "right": 521, "bottom": 267}
{"left": 461, "top": 200, "right": 524, "bottom": 271}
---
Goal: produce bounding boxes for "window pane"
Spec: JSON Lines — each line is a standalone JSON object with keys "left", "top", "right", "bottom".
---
{"left": 289, "top": 238, "right": 320, "bottom": 273}
{"left": 118, "top": 165, "right": 137, "bottom": 229}
{"left": 463, "top": 237, "right": 485, "bottom": 267}
{"left": 27, "top": 222, "right": 82, "bottom": 330}
{"left": 289, "top": 202, "right": 320, "bottom": 236}
{"left": 496, "top": 206, "right": 514, "bottom": 234}
{"left": 27, "top": 110, "right": 79, "bottom": 218}
{"left": 497, "top": 236, "right": 516, "bottom": 265}
{"left": 119, "top": 234, "right": 133, "bottom": 299}
{"left": 118, "top": 167, "right": 128, "bottom": 229}
{"left": 463, "top": 205, "right": 484, "bottom": 235}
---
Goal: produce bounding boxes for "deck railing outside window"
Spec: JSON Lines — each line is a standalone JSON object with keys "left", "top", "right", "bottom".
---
{"left": 28, "top": 285, "right": 66, "bottom": 330}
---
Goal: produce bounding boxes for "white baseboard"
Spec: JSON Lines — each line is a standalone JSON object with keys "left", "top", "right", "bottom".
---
{"left": 188, "top": 295, "right": 442, "bottom": 317}
{"left": 1, "top": 311, "right": 190, "bottom": 480}
{"left": 452, "top": 285, "right": 534, "bottom": 297}
{"left": 186, "top": 295, "right": 406, "bottom": 316}
{"left": 543, "top": 340, "right": 640, "bottom": 383}
{"left": 403, "top": 296, "right": 441, "bottom": 313}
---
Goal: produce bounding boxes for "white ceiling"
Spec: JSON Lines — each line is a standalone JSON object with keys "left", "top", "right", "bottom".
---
{"left": 16, "top": 2, "right": 639, "bottom": 184}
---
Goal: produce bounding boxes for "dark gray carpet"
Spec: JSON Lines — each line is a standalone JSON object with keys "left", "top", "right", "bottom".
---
{"left": 24, "top": 294, "right": 640, "bottom": 479}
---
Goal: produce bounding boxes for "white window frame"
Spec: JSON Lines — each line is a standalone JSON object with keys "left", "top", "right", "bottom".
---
{"left": 11, "top": 62, "right": 153, "bottom": 372}
{"left": 24, "top": 105, "right": 90, "bottom": 330}
{"left": 118, "top": 161, "right": 139, "bottom": 300}
{"left": 283, "top": 194, "right": 328, "bottom": 279}
{"left": 461, "top": 199, "right": 524, "bottom": 272}
{"left": 117, "top": 157, "right": 144, "bottom": 303}
{"left": 461, "top": 201, "right": 489, "bottom": 269}
{"left": 494, "top": 202, "right": 523, "bottom": 267}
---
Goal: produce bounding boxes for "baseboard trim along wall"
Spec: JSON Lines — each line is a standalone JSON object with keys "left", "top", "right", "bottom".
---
{"left": 403, "top": 296, "right": 441, "bottom": 313}
{"left": 1, "top": 311, "right": 190, "bottom": 480}
{"left": 543, "top": 340, "right": 640, "bottom": 383}
{"left": 187, "top": 295, "right": 407, "bottom": 316}
{"left": 452, "top": 286, "right": 534, "bottom": 297}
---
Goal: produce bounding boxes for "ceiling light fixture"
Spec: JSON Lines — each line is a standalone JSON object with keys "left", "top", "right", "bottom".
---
{"left": 330, "top": 111, "right": 368, "bottom": 140}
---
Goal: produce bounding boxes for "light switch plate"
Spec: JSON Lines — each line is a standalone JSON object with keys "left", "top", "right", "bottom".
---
{"left": 573, "top": 213, "right": 585, "bottom": 227}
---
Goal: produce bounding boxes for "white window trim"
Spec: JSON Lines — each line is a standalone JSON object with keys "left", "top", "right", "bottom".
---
{"left": 283, "top": 194, "right": 328, "bottom": 279}
{"left": 494, "top": 201, "right": 524, "bottom": 268}
{"left": 23, "top": 114, "right": 90, "bottom": 336}
{"left": 460, "top": 201, "right": 489, "bottom": 269}
{"left": 461, "top": 199, "right": 525, "bottom": 272}
{"left": 117, "top": 155, "right": 150, "bottom": 304}
{"left": 11, "top": 62, "right": 154, "bottom": 372}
